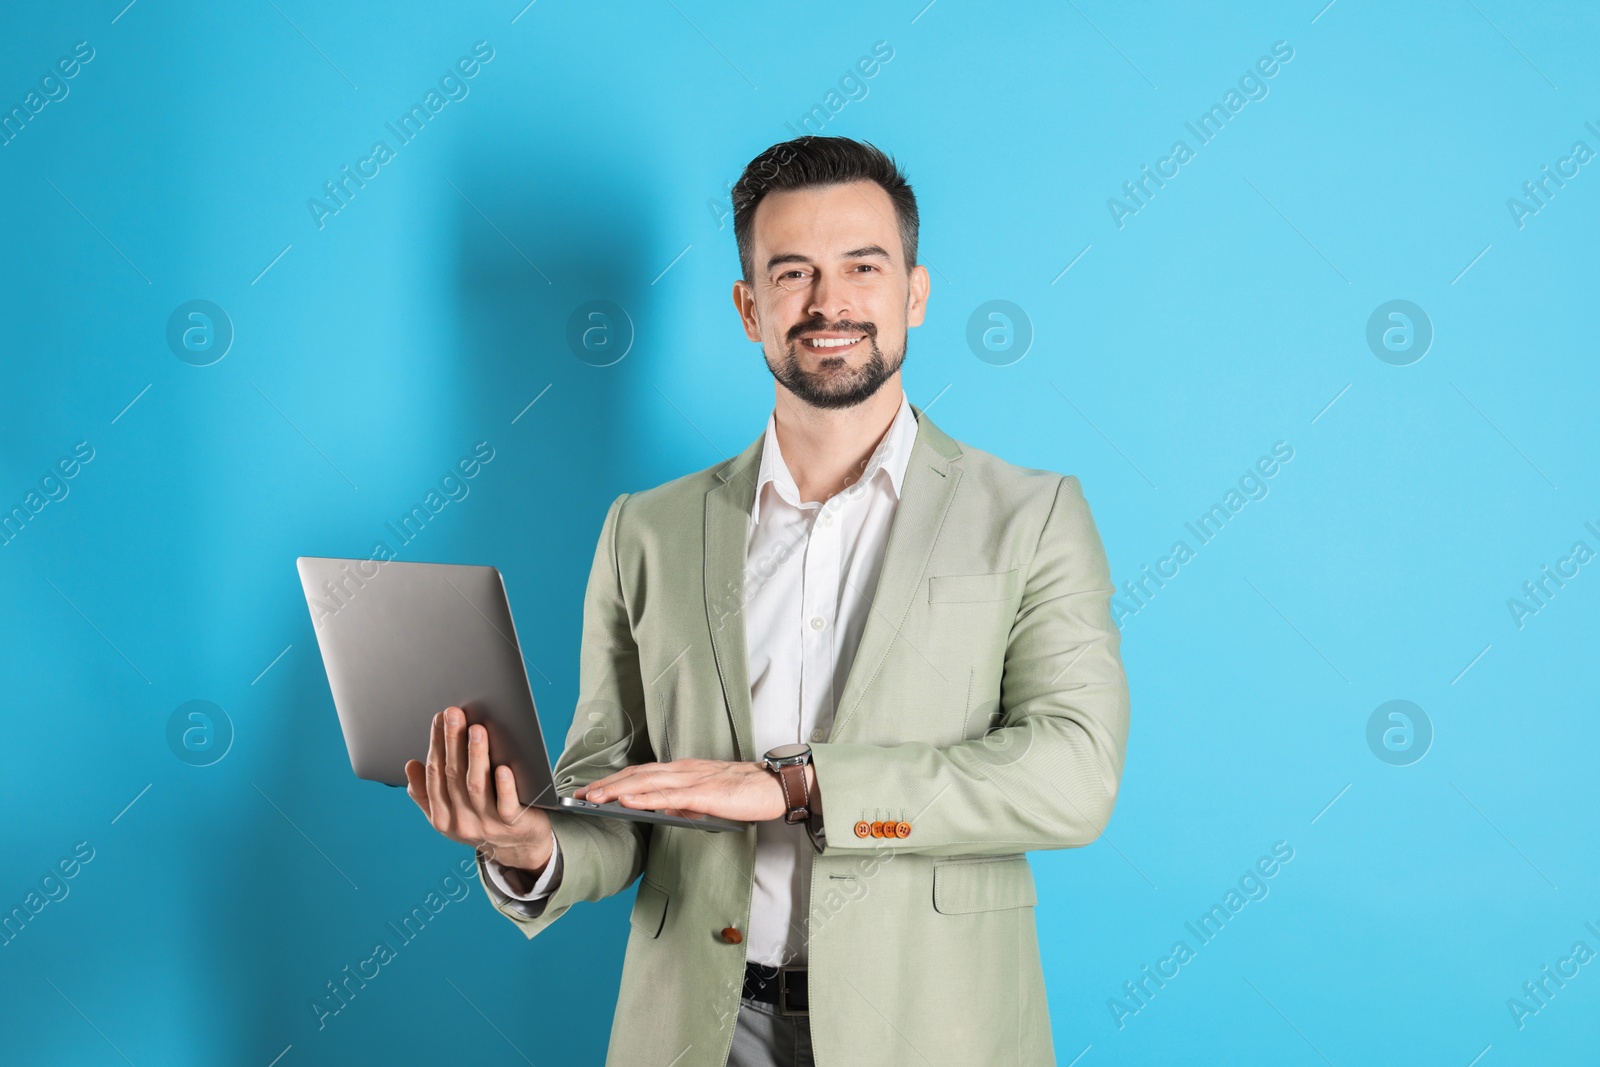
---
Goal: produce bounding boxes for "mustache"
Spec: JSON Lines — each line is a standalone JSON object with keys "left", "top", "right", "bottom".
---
{"left": 787, "top": 319, "right": 876, "bottom": 343}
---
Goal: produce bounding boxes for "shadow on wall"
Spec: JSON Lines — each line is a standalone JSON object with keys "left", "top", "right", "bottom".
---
{"left": 214, "top": 135, "right": 667, "bottom": 1062}
{"left": 446, "top": 137, "right": 666, "bottom": 488}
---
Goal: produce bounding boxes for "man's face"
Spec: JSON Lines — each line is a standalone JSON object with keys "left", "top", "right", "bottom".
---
{"left": 733, "top": 180, "right": 930, "bottom": 410}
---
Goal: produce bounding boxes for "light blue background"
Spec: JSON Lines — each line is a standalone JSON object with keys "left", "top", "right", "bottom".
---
{"left": 3, "top": 1, "right": 1597, "bottom": 1063}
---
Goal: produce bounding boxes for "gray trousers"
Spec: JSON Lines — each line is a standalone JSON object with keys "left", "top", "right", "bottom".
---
{"left": 727, "top": 995, "right": 815, "bottom": 1067}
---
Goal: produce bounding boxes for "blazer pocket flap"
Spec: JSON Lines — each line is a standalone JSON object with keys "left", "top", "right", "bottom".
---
{"left": 630, "top": 878, "right": 669, "bottom": 937}
{"left": 933, "top": 854, "right": 1037, "bottom": 914}
{"left": 928, "top": 568, "right": 1021, "bottom": 604}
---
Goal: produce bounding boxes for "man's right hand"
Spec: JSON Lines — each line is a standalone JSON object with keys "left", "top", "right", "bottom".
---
{"left": 404, "top": 706, "right": 555, "bottom": 881}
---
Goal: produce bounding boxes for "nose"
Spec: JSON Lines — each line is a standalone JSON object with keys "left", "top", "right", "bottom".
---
{"left": 806, "top": 273, "right": 852, "bottom": 324}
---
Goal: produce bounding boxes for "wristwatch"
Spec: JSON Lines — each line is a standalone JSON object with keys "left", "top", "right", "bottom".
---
{"left": 760, "top": 743, "right": 813, "bottom": 824}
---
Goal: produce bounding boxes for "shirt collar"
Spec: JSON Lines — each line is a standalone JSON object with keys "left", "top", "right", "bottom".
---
{"left": 752, "top": 390, "right": 918, "bottom": 524}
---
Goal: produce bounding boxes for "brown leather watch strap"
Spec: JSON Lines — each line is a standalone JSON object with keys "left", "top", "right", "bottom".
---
{"left": 775, "top": 761, "right": 810, "bottom": 824}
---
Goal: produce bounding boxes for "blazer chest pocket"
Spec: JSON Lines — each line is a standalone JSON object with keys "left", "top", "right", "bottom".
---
{"left": 630, "top": 877, "right": 669, "bottom": 937}
{"left": 928, "top": 568, "right": 1021, "bottom": 604}
{"left": 932, "top": 853, "right": 1037, "bottom": 914}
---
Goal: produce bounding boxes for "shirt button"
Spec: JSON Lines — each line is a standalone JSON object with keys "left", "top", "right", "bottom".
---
{"left": 809, "top": 617, "right": 825, "bottom": 631}
{"left": 810, "top": 728, "right": 826, "bottom": 742}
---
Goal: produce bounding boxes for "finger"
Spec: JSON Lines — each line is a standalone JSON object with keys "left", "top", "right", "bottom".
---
{"left": 614, "top": 775, "right": 695, "bottom": 813}
{"left": 464, "top": 723, "right": 493, "bottom": 818}
{"left": 589, "top": 768, "right": 696, "bottom": 803}
{"left": 583, "top": 758, "right": 714, "bottom": 803}
{"left": 425, "top": 711, "right": 450, "bottom": 831}
{"left": 586, "top": 764, "right": 678, "bottom": 796}
{"left": 494, "top": 764, "right": 526, "bottom": 824}
{"left": 441, "top": 706, "right": 470, "bottom": 814}
{"left": 404, "top": 759, "right": 431, "bottom": 819}
{"left": 623, "top": 793, "right": 692, "bottom": 816}
{"left": 613, "top": 787, "right": 657, "bottom": 809}
{"left": 618, "top": 785, "right": 699, "bottom": 817}
{"left": 584, "top": 765, "right": 651, "bottom": 796}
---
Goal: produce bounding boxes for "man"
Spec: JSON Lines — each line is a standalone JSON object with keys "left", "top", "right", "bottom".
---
{"left": 405, "top": 135, "right": 1130, "bottom": 1066}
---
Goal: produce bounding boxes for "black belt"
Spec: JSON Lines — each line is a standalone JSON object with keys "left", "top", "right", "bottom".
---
{"left": 743, "top": 961, "right": 808, "bottom": 1016}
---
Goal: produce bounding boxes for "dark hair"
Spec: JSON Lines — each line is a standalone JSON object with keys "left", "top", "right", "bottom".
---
{"left": 731, "top": 136, "right": 919, "bottom": 284}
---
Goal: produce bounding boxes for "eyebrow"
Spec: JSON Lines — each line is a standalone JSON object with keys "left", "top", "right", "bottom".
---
{"left": 764, "top": 245, "right": 892, "bottom": 272}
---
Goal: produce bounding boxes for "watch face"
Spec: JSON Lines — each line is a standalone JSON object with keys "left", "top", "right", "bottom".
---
{"left": 765, "top": 742, "right": 811, "bottom": 762}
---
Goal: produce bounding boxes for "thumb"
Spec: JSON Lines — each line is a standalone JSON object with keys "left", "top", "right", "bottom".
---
{"left": 494, "top": 764, "right": 528, "bottom": 825}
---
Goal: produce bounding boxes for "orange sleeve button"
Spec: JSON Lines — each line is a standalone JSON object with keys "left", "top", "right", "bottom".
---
{"left": 870, "top": 821, "right": 884, "bottom": 837}
{"left": 720, "top": 926, "right": 743, "bottom": 945}
{"left": 853, "top": 820, "right": 871, "bottom": 838}
{"left": 894, "top": 821, "right": 911, "bottom": 838}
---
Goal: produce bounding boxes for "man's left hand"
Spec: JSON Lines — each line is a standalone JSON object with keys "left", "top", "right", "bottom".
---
{"left": 576, "top": 758, "right": 818, "bottom": 823}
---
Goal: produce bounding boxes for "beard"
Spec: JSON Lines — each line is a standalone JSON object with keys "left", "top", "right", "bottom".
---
{"left": 764, "top": 320, "right": 907, "bottom": 410}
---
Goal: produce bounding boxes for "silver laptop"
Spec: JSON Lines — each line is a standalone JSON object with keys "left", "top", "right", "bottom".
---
{"left": 296, "top": 556, "right": 743, "bottom": 833}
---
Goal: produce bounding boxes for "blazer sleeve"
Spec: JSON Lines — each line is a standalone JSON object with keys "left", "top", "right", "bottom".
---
{"left": 807, "top": 474, "right": 1130, "bottom": 858}
{"left": 476, "top": 492, "right": 655, "bottom": 937}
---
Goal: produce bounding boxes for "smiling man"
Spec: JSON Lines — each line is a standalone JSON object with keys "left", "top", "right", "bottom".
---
{"left": 406, "top": 136, "right": 1130, "bottom": 1066}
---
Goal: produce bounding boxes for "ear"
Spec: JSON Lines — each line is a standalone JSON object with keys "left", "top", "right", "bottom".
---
{"left": 905, "top": 264, "right": 931, "bottom": 328}
{"left": 732, "top": 279, "right": 762, "bottom": 342}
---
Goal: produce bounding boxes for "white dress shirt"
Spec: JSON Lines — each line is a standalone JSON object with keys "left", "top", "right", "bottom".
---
{"left": 484, "top": 390, "right": 919, "bottom": 968}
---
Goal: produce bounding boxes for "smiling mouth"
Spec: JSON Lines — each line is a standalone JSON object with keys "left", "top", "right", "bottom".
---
{"left": 799, "top": 335, "right": 866, "bottom": 352}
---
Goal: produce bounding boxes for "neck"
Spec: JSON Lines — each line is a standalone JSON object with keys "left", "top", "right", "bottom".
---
{"left": 772, "top": 374, "right": 904, "bottom": 504}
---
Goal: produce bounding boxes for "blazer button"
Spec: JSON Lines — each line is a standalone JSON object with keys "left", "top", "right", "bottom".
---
{"left": 854, "top": 821, "right": 871, "bottom": 838}
{"left": 721, "top": 927, "right": 743, "bottom": 945}
{"left": 894, "top": 821, "right": 911, "bottom": 838}
{"left": 870, "top": 821, "right": 884, "bottom": 838}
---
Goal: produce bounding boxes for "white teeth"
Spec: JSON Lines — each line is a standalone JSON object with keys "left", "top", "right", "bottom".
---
{"left": 804, "top": 337, "right": 861, "bottom": 348}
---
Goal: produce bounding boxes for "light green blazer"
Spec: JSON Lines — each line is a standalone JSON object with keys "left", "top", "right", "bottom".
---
{"left": 476, "top": 405, "right": 1130, "bottom": 1066}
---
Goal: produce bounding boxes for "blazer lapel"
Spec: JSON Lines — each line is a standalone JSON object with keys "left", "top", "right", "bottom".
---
{"left": 829, "top": 404, "right": 963, "bottom": 739}
{"left": 704, "top": 435, "right": 764, "bottom": 761}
